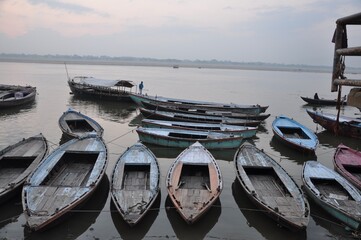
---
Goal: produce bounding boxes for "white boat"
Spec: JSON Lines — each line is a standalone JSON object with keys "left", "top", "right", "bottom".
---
{"left": 110, "top": 142, "right": 160, "bottom": 226}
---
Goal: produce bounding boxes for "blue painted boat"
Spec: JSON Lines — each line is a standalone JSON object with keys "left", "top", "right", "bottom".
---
{"left": 22, "top": 133, "right": 108, "bottom": 231}
{"left": 141, "top": 119, "right": 257, "bottom": 139}
{"left": 234, "top": 142, "right": 309, "bottom": 231}
{"left": 272, "top": 115, "right": 318, "bottom": 153}
{"left": 58, "top": 108, "right": 104, "bottom": 138}
{"left": 136, "top": 127, "right": 243, "bottom": 149}
{"left": 110, "top": 142, "right": 160, "bottom": 226}
{"left": 302, "top": 161, "right": 361, "bottom": 230}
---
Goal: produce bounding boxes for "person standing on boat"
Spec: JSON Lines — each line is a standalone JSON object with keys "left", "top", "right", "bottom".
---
{"left": 314, "top": 93, "right": 319, "bottom": 99}
{"left": 139, "top": 81, "right": 144, "bottom": 95}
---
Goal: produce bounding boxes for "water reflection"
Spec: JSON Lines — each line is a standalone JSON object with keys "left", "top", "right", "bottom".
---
{"left": 269, "top": 136, "right": 317, "bottom": 165}
{"left": 231, "top": 179, "right": 307, "bottom": 240}
{"left": 165, "top": 196, "right": 221, "bottom": 240}
{"left": 307, "top": 197, "right": 356, "bottom": 239}
{"left": 68, "top": 95, "right": 137, "bottom": 123}
{"left": 316, "top": 130, "right": 358, "bottom": 150}
{"left": 110, "top": 193, "right": 161, "bottom": 240}
{"left": 24, "top": 175, "right": 109, "bottom": 240}
{"left": 0, "top": 195, "right": 23, "bottom": 229}
{"left": 0, "top": 101, "right": 37, "bottom": 118}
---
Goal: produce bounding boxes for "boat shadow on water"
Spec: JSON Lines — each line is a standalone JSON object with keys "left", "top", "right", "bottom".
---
{"left": 165, "top": 195, "right": 221, "bottom": 240}
{"left": 23, "top": 175, "right": 109, "bottom": 240}
{"left": 316, "top": 130, "right": 359, "bottom": 150}
{"left": 0, "top": 195, "right": 23, "bottom": 229}
{"left": 305, "top": 195, "right": 360, "bottom": 239}
{"left": 110, "top": 192, "right": 161, "bottom": 240}
{"left": 0, "top": 101, "right": 37, "bottom": 117}
{"left": 231, "top": 180, "right": 307, "bottom": 240}
{"left": 269, "top": 136, "right": 317, "bottom": 165}
{"left": 68, "top": 95, "right": 137, "bottom": 123}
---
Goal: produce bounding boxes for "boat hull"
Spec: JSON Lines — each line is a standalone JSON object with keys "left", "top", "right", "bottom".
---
{"left": 110, "top": 143, "right": 160, "bottom": 226}
{"left": 136, "top": 128, "right": 243, "bottom": 149}
{"left": 68, "top": 80, "right": 133, "bottom": 102}
{"left": 306, "top": 110, "right": 361, "bottom": 139}
{"left": 234, "top": 143, "right": 309, "bottom": 231}
{"left": 272, "top": 115, "right": 318, "bottom": 153}
{"left": 166, "top": 142, "right": 222, "bottom": 224}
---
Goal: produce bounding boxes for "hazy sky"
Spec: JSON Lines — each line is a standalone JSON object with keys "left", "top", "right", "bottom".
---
{"left": 1, "top": 0, "right": 360, "bottom": 66}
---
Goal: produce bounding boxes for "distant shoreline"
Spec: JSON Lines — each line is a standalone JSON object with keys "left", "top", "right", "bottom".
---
{"left": 1, "top": 54, "right": 361, "bottom": 74}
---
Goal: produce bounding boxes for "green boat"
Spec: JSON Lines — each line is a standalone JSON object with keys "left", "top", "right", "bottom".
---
{"left": 302, "top": 161, "right": 361, "bottom": 230}
{"left": 136, "top": 127, "right": 243, "bottom": 149}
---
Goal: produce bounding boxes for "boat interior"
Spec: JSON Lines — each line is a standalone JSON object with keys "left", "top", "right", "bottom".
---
{"left": 40, "top": 152, "right": 98, "bottom": 187}
{"left": 310, "top": 178, "right": 353, "bottom": 201}
{"left": 178, "top": 164, "right": 210, "bottom": 190}
{"left": 343, "top": 165, "right": 361, "bottom": 181}
{"left": 0, "top": 156, "right": 35, "bottom": 187}
{"left": 122, "top": 164, "right": 151, "bottom": 190}
{"left": 66, "top": 119, "right": 95, "bottom": 133}
{"left": 278, "top": 127, "right": 311, "bottom": 139}
{"left": 244, "top": 166, "right": 291, "bottom": 197}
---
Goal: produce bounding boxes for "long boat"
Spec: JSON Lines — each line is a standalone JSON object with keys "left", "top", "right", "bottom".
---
{"left": 141, "top": 119, "right": 257, "bottom": 139}
{"left": 68, "top": 76, "right": 135, "bottom": 102}
{"left": 302, "top": 161, "right": 361, "bottom": 230}
{"left": 139, "top": 108, "right": 261, "bottom": 127}
{"left": 58, "top": 108, "right": 104, "bottom": 138}
{"left": 166, "top": 142, "right": 222, "bottom": 224}
{"left": 334, "top": 144, "right": 361, "bottom": 190}
{"left": 141, "top": 101, "right": 270, "bottom": 121}
{"left": 234, "top": 142, "right": 309, "bottom": 231}
{"left": 110, "top": 142, "right": 160, "bottom": 226}
{"left": 22, "top": 133, "right": 108, "bottom": 231}
{"left": 0, "top": 134, "right": 48, "bottom": 204}
{"left": 306, "top": 109, "right": 361, "bottom": 139}
{"left": 300, "top": 96, "right": 347, "bottom": 106}
{"left": 272, "top": 115, "right": 318, "bottom": 153}
{"left": 130, "top": 93, "right": 268, "bottom": 114}
{"left": 136, "top": 127, "right": 243, "bottom": 149}
{"left": 0, "top": 85, "right": 36, "bottom": 108}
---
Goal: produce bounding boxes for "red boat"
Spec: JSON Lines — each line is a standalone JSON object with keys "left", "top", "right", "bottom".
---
{"left": 333, "top": 144, "right": 361, "bottom": 190}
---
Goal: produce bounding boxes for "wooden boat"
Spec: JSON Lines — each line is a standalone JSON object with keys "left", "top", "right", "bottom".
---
{"left": 166, "top": 142, "right": 222, "bottom": 224}
{"left": 0, "top": 134, "right": 48, "bottom": 204}
{"left": 300, "top": 96, "right": 347, "bottom": 106}
{"left": 68, "top": 76, "right": 135, "bottom": 102}
{"left": 142, "top": 101, "right": 270, "bottom": 121}
{"left": 110, "top": 142, "right": 160, "bottom": 226}
{"left": 141, "top": 119, "right": 257, "bottom": 139}
{"left": 0, "top": 85, "right": 36, "bottom": 108}
{"left": 22, "top": 133, "right": 108, "bottom": 231}
{"left": 58, "top": 108, "right": 104, "bottom": 138}
{"left": 234, "top": 142, "right": 309, "bottom": 231}
{"left": 306, "top": 109, "right": 361, "bottom": 139}
{"left": 302, "top": 161, "right": 361, "bottom": 230}
{"left": 139, "top": 108, "right": 261, "bottom": 127}
{"left": 334, "top": 144, "right": 361, "bottom": 190}
{"left": 130, "top": 93, "right": 268, "bottom": 114}
{"left": 136, "top": 127, "right": 243, "bottom": 149}
{"left": 272, "top": 115, "right": 318, "bottom": 153}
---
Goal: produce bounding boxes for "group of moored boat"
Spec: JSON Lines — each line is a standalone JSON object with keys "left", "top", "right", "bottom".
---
{"left": 2, "top": 78, "right": 361, "bottom": 233}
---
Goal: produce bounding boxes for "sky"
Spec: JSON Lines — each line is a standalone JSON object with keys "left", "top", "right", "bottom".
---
{"left": 0, "top": 0, "right": 360, "bottom": 66}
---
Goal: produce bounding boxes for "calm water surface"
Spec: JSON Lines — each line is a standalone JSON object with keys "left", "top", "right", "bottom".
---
{"left": 0, "top": 62, "right": 360, "bottom": 239}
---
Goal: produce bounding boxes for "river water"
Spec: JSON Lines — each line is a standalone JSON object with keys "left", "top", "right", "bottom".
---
{"left": 0, "top": 62, "right": 360, "bottom": 239}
